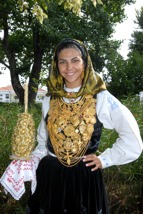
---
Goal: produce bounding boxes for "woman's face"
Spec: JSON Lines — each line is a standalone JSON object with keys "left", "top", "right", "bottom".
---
{"left": 57, "top": 47, "right": 84, "bottom": 88}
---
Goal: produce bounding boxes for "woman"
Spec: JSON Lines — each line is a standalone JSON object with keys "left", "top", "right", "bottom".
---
{"left": 27, "top": 38, "right": 143, "bottom": 214}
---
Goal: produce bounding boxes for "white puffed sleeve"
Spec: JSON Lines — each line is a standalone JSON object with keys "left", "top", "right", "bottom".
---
{"left": 96, "top": 90, "right": 143, "bottom": 169}
{"left": 32, "top": 96, "right": 50, "bottom": 159}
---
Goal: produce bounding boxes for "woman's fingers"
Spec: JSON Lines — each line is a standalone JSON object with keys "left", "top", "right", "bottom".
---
{"left": 82, "top": 154, "right": 102, "bottom": 171}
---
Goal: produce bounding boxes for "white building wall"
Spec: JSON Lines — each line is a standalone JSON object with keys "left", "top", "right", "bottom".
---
{"left": 0, "top": 88, "right": 46, "bottom": 103}
{"left": 0, "top": 91, "right": 11, "bottom": 102}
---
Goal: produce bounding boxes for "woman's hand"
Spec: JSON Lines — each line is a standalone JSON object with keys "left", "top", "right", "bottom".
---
{"left": 82, "top": 154, "right": 102, "bottom": 171}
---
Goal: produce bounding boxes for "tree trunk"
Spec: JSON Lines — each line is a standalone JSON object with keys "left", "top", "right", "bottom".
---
{"left": 28, "top": 24, "right": 43, "bottom": 104}
{"left": 2, "top": 13, "right": 24, "bottom": 104}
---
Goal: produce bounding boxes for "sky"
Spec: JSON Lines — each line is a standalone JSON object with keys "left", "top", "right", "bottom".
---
{"left": 0, "top": 0, "right": 143, "bottom": 87}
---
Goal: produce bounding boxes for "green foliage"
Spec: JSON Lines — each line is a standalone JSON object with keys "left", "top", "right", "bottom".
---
{"left": 125, "top": 52, "right": 143, "bottom": 94}
{"left": 105, "top": 51, "right": 143, "bottom": 98}
{"left": 108, "top": 6, "right": 143, "bottom": 97}
{"left": 129, "top": 7, "right": 143, "bottom": 54}
{"left": 0, "top": 95, "right": 143, "bottom": 213}
{"left": 103, "top": 6, "right": 143, "bottom": 98}
{"left": 17, "top": 0, "right": 104, "bottom": 23}
{"left": 130, "top": 31, "right": 143, "bottom": 54}
{"left": 136, "top": 6, "right": 143, "bottom": 29}
{"left": 0, "top": 0, "right": 135, "bottom": 104}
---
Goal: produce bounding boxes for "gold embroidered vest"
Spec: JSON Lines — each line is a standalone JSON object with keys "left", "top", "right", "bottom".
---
{"left": 47, "top": 94, "right": 96, "bottom": 167}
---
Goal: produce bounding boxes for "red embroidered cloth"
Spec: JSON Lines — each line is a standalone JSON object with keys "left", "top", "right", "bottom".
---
{"left": 0, "top": 156, "right": 40, "bottom": 200}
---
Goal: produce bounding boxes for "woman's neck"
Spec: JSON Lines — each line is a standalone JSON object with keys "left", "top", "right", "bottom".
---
{"left": 64, "top": 85, "right": 81, "bottom": 92}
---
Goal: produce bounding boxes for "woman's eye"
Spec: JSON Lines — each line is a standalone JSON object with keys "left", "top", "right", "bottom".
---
{"left": 72, "top": 59, "right": 79, "bottom": 63}
{"left": 59, "top": 61, "right": 65, "bottom": 64}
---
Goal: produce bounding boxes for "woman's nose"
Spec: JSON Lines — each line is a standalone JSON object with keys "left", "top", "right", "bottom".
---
{"left": 66, "top": 62, "right": 72, "bottom": 70}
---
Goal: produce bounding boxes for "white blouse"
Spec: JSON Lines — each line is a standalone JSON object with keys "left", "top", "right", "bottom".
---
{"left": 32, "top": 87, "right": 143, "bottom": 169}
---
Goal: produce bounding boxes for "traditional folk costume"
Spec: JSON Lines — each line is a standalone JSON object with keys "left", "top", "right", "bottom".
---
{"left": 27, "top": 39, "right": 142, "bottom": 214}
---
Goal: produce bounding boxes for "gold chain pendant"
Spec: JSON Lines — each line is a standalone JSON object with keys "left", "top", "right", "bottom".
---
{"left": 47, "top": 94, "right": 96, "bottom": 167}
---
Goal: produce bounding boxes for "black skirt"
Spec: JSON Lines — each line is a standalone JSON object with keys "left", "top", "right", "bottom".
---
{"left": 27, "top": 155, "right": 109, "bottom": 214}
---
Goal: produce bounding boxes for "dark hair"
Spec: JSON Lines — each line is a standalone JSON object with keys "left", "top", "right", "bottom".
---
{"left": 55, "top": 38, "right": 88, "bottom": 69}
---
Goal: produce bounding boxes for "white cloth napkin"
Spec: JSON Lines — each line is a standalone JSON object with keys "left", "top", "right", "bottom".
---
{"left": 0, "top": 156, "right": 40, "bottom": 200}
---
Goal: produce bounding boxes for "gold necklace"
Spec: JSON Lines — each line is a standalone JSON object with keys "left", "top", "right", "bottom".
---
{"left": 65, "top": 97, "right": 80, "bottom": 103}
{"left": 47, "top": 94, "right": 96, "bottom": 167}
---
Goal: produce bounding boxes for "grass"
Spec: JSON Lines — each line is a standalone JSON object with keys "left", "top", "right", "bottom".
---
{"left": 0, "top": 95, "right": 143, "bottom": 213}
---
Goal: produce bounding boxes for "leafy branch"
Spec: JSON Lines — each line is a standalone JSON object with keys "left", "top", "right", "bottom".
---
{"left": 17, "top": 0, "right": 103, "bottom": 24}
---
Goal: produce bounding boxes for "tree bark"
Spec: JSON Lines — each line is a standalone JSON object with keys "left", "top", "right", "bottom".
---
{"left": 2, "top": 13, "right": 24, "bottom": 104}
{"left": 28, "top": 24, "right": 43, "bottom": 104}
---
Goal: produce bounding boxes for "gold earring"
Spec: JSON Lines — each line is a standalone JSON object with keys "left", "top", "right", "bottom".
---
{"left": 82, "top": 71, "right": 84, "bottom": 79}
